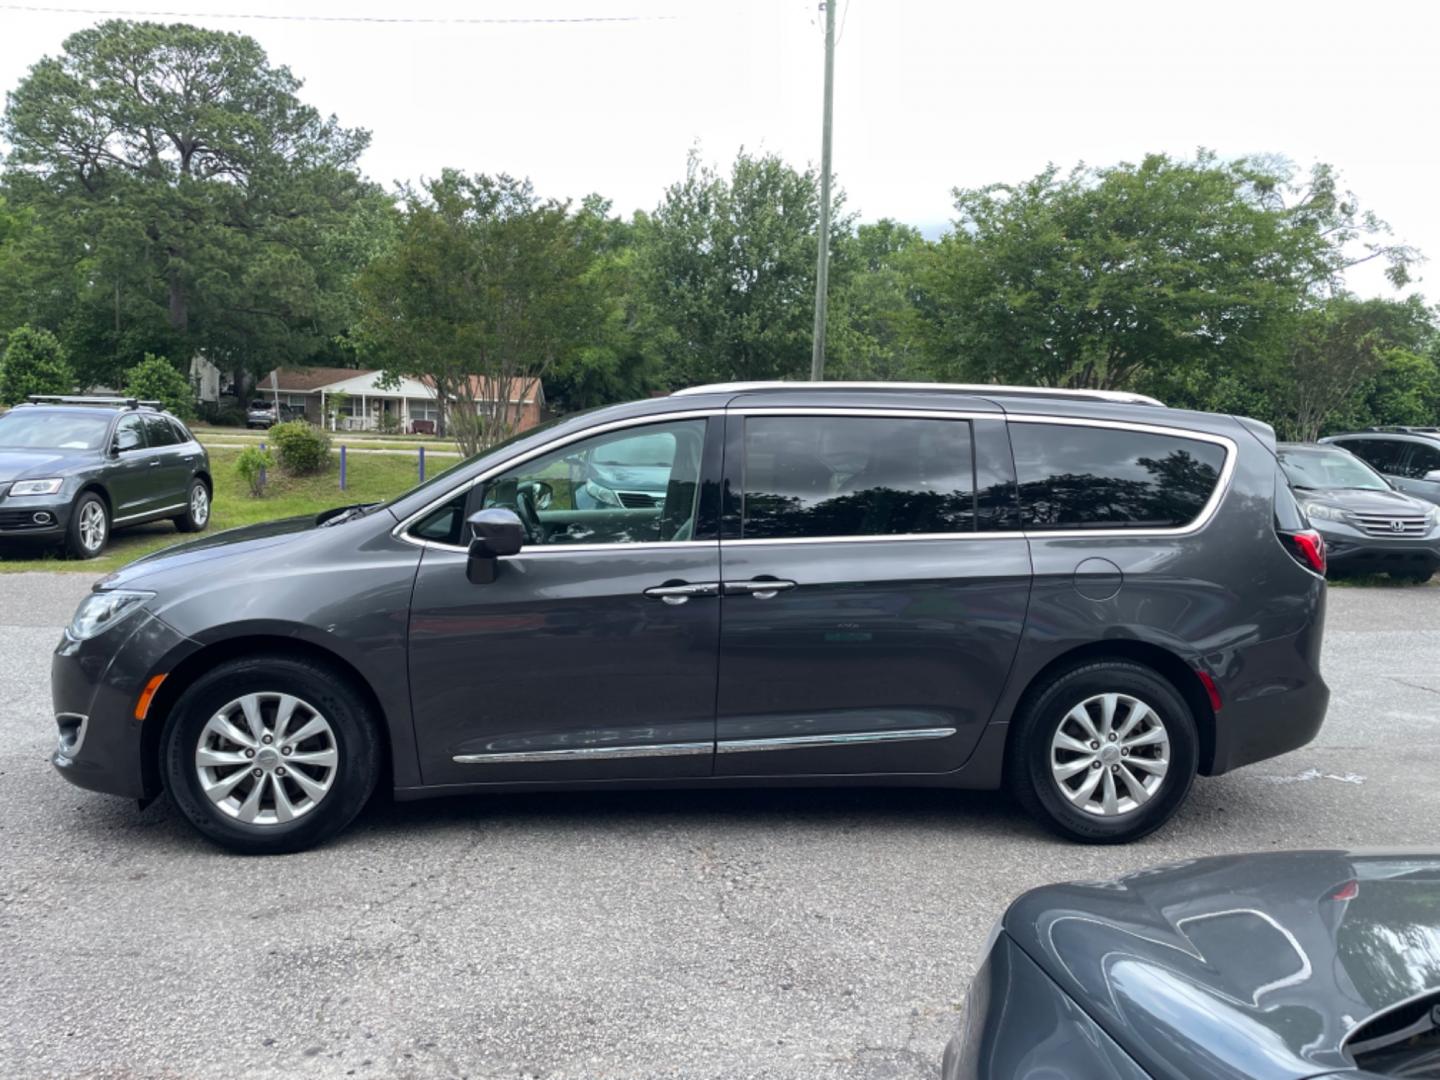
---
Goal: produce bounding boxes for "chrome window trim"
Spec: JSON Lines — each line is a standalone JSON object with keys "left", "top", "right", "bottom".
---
{"left": 716, "top": 727, "right": 957, "bottom": 754}
{"left": 454, "top": 740, "right": 712, "bottom": 765}
{"left": 1004, "top": 413, "right": 1238, "bottom": 539}
{"left": 399, "top": 405, "right": 1238, "bottom": 552}
{"left": 392, "top": 409, "right": 721, "bottom": 551}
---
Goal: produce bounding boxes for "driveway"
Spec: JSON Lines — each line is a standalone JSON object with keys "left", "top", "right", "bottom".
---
{"left": 1, "top": 575, "right": 1436, "bottom": 1079}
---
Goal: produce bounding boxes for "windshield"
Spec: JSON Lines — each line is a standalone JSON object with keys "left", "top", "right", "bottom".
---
{"left": 1280, "top": 449, "right": 1389, "bottom": 492}
{"left": 0, "top": 410, "right": 110, "bottom": 450}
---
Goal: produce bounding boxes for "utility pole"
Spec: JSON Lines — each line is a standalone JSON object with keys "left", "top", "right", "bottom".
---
{"left": 809, "top": 0, "right": 837, "bottom": 381}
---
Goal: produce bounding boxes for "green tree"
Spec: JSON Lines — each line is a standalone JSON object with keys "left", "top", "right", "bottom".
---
{"left": 0, "top": 324, "right": 72, "bottom": 404}
{"left": 828, "top": 219, "right": 928, "bottom": 379}
{"left": 2, "top": 20, "right": 380, "bottom": 397}
{"left": 1281, "top": 295, "right": 1435, "bottom": 440}
{"left": 635, "top": 149, "right": 852, "bottom": 387}
{"left": 353, "top": 171, "right": 608, "bottom": 455}
{"left": 913, "top": 153, "right": 1417, "bottom": 407}
{"left": 123, "top": 353, "right": 193, "bottom": 417}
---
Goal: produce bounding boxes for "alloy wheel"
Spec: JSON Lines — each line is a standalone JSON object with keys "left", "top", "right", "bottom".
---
{"left": 1049, "top": 692, "right": 1170, "bottom": 817}
{"left": 78, "top": 502, "right": 107, "bottom": 553}
{"left": 190, "top": 483, "right": 210, "bottom": 526}
{"left": 194, "top": 692, "right": 338, "bottom": 825}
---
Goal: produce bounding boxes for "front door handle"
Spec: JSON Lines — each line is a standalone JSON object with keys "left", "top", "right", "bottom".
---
{"left": 148, "top": 459, "right": 161, "bottom": 467}
{"left": 724, "top": 579, "right": 797, "bottom": 599}
{"left": 643, "top": 582, "right": 720, "bottom": 605}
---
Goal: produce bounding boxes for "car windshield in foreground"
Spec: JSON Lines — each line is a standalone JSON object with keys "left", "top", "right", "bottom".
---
{"left": 0, "top": 411, "right": 110, "bottom": 450}
{"left": 1280, "top": 449, "right": 1389, "bottom": 492}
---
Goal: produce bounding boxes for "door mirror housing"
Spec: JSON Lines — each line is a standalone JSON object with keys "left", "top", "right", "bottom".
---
{"left": 1423, "top": 469, "right": 1440, "bottom": 484}
{"left": 465, "top": 508, "right": 525, "bottom": 584}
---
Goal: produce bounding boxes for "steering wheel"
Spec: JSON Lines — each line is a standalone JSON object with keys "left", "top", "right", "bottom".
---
{"left": 513, "top": 480, "right": 551, "bottom": 543}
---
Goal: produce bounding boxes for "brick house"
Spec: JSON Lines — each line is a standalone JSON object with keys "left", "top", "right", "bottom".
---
{"left": 256, "top": 367, "right": 545, "bottom": 435}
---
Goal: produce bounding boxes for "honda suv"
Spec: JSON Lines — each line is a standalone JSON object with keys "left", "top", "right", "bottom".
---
{"left": 50, "top": 383, "right": 1329, "bottom": 853}
{"left": 1321, "top": 428, "right": 1440, "bottom": 506}
{"left": 0, "top": 396, "right": 212, "bottom": 558}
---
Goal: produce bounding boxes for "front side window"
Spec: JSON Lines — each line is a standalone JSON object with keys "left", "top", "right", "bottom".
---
{"left": 1011, "top": 422, "right": 1226, "bottom": 530}
{"left": 481, "top": 419, "right": 707, "bottom": 546}
{"left": 114, "top": 415, "right": 146, "bottom": 453}
{"left": 740, "top": 415, "right": 976, "bottom": 540}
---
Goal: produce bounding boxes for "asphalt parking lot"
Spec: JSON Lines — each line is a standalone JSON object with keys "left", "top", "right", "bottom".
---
{"left": 1, "top": 574, "right": 1437, "bottom": 1080}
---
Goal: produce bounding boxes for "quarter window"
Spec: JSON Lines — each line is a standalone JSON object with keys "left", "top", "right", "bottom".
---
{"left": 740, "top": 415, "right": 976, "bottom": 539}
{"left": 482, "top": 419, "right": 707, "bottom": 546}
{"left": 1011, "top": 423, "right": 1226, "bottom": 530}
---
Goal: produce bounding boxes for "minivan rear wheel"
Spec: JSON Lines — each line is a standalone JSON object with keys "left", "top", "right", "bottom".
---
{"left": 1007, "top": 660, "right": 1198, "bottom": 844}
{"left": 161, "top": 655, "right": 380, "bottom": 854}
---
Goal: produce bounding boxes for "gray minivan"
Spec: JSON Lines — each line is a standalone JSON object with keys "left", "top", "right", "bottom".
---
{"left": 51, "top": 383, "right": 1329, "bottom": 854}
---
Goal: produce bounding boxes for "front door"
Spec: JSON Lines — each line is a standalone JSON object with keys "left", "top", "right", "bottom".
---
{"left": 106, "top": 414, "right": 154, "bottom": 521}
{"left": 407, "top": 416, "right": 725, "bottom": 787}
{"left": 714, "top": 409, "right": 1031, "bottom": 776}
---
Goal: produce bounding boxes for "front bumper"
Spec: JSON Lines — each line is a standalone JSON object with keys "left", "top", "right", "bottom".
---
{"left": 0, "top": 491, "right": 72, "bottom": 539}
{"left": 1314, "top": 520, "right": 1440, "bottom": 575}
{"left": 50, "top": 608, "right": 196, "bottom": 800}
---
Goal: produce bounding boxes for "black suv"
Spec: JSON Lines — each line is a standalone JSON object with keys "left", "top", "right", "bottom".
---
{"left": 0, "top": 396, "right": 212, "bottom": 558}
{"left": 50, "top": 382, "right": 1329, "bottom": 853}
{"left": 1321, "top": 428, "right": 1440, "bottom": 506}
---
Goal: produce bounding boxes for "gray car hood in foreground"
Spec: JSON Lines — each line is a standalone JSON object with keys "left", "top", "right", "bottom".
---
{"left": 1004, "top": 851, "right": 1440, "bottom": 1080}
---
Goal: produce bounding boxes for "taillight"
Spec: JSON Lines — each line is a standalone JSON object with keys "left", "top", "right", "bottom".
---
{"left": 1281, "top": 528, "right": 1326, "bottom": 574}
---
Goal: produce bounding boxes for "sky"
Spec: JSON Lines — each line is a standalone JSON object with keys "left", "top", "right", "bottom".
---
{"left": 1, "top": 0, "right": 1437, "bottom": 300}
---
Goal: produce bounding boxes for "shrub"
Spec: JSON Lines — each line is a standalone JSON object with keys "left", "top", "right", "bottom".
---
{"left": 235, "top": 445, "right": 274, "bottom": 497}
{"left": 268, "top": 419, "right": 331, "bottom": 475}
{"left": 122, "top": 353, "right": 194, "bottom": 418}
{"left": 0, "top": 325, "right": 72, "bottom": 405}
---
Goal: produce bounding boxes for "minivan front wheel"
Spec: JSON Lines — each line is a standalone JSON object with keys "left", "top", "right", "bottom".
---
{"left": 161, "top": 656, "right": 380, "bottom": 854}
{"left": 1008, "top": 661, "right": 1198, "bottom": 844}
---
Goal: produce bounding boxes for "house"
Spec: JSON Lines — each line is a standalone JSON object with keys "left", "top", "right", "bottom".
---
{"left": 256, "top": 367, "right": 546, "bottom": 435}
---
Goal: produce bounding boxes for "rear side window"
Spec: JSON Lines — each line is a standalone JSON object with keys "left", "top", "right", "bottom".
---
{"left": 142, "top": 414, "right": 180, "bottom": 447}
{"left": 741, "top": 415, "right": 976, "bottom": 539}
{"left": 168, "top": 418, "right": 193, "bottom": 444}
{"left": 1011, "top": 422, "right": 1226, "bottom": 531}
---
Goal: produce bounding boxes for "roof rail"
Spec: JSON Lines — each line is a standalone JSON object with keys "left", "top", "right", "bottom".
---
{"left": 25, "top": 394, "right": 162, "bottom": 409}
{"left": 1366, "top": 425, "right": 1440, "bottom": 434}
{"left": 670, "top": 381, "right": 1165, "bottom": 407}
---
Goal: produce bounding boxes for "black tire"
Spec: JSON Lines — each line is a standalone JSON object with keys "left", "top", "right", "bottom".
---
{"left": 161, "top": 655, "right": 381, "bottom": 855}
{"left": 1006, "top": 660, "right": 1198, "bottom": 844}
{"left": 64, "top": 491, "right": 110, "bottom": 559}
{"left": 172, "top": 478, "right": 211, "bottom": 533}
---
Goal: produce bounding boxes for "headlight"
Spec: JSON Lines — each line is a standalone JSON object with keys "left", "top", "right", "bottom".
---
{"left": 67, "top": 590, "right": 154, "bottom": 641}
{"left": 583, "top": 479, "right": 622, "bottom": 507}
{"left": 1303, "top": 502, "right": 1348, "bottom": 523}
{"left": 1428, "top": 504, "right": 1440, "bottom": 526}
{"left": 9, "top": 478, "right": 63, "bottom": 496}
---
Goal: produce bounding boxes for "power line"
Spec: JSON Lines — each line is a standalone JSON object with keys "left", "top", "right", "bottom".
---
{"left": 0, "top": 3, "right": 678, "bottom": 24}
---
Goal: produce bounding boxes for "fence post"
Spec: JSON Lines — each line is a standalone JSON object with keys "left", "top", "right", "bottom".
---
{"left": 258, "top": 442, "right": 266, "bottom": 492}
{"left": 418, "top": 445, "right": 426, "bottom": 484}
{"left": 339, "top": 444, "right": 347, "bottom": 491}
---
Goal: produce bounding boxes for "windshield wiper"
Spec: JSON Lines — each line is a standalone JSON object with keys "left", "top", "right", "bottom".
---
{"left": 318, "top": 503, "right": 379, "bottom": 527}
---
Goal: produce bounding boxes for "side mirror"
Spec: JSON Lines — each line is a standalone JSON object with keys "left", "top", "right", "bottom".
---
{"left": 465, "top": 508, "right": 524, "bottom": 584}
{"left": 1423, "top": 470, "right": 1440, "bottom": 484}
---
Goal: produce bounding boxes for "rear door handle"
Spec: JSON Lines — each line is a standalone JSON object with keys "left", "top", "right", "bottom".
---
{"left": 148, "top": 459, "right": 161, "bottom": 467}
{"left": 643, "top": 582, "right": 720, "bottom": 605}
{"left": 724, "top": 579, "right": 797, "bottom": 599}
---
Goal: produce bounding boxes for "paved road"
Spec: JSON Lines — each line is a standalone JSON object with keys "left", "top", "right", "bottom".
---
{"left": 1, "top": 575, "right": 1436, "bottom": 1080}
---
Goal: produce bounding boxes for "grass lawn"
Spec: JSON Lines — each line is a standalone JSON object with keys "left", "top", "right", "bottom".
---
{"left": 0, "top": 448, "right": 424, "bottom": 574}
